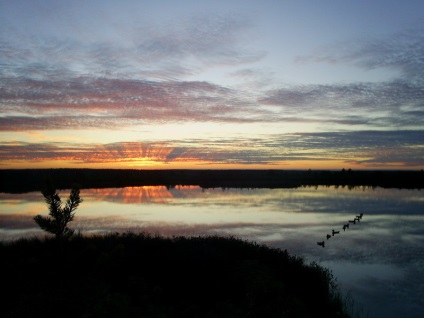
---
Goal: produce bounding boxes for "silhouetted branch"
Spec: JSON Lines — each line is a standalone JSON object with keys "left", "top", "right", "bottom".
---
{"left": 34, "top": 182, "right": 83, "bottom": 239}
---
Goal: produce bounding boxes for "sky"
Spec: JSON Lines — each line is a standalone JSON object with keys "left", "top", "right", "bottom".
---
{"left": 1, "top": 0, "right": 423, "bottom": 170}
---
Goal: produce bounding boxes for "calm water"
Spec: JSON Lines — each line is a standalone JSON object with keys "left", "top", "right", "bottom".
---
{"left": 1, "top": 185, "right": 423, "bottom": 317}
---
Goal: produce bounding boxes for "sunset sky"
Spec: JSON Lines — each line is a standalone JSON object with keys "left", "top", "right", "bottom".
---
{"left": 1, "top": 0, "right": 423, "bottom": 170}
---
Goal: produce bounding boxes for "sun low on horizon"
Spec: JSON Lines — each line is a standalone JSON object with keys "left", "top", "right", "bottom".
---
{"left": 1, "top": 0, "right": 423, "bottom": 171}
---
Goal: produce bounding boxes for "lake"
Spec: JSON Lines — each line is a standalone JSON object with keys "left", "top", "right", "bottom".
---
{"left": 1, "top": 185, "right": 423, "bottom": 318}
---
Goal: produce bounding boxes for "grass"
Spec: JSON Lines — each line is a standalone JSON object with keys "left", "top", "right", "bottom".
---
{"left": 0, "top": 233, "right": 351, "bottom": 318}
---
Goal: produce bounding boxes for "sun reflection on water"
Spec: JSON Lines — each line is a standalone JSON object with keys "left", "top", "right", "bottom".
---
{"left": 1, "top": 186, "right": 423, "bottom": 317}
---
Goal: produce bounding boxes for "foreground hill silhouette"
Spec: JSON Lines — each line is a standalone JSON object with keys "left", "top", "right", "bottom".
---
{"left": 1, "top": 168, "right": 423, "bottom": 192}
{"left": 1, "top": 234, "right": 350, "bottom": 318}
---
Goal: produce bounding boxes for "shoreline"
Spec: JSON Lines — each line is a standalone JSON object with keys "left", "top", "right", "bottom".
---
{"left": 0, "top": 233, "right": 352, "bottom": 317}
{"left": 1, "top": 168, "right": 423, "bottom": 193}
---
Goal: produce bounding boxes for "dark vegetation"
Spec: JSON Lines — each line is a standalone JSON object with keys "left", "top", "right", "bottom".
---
{"left": 33, "top": 182, "right": 82, "bottom": 239}
{"left": 1, "top": 168, "right": 423, "bottom": 193}
{"left": 0, "top": 233, "right": 350, "bottom": 318}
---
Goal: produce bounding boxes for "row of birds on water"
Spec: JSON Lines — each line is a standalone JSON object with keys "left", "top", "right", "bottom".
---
{"left": 317, "top": 213, "right": 364, "bottom": 248}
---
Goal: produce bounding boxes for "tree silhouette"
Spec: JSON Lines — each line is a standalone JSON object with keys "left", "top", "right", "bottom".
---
{"left": 34, "top": 183, "right": 83, "bottom": 239}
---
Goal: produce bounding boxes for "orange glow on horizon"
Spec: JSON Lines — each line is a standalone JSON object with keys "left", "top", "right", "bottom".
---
{"left": 1, "top": 134, "right": 422, "bottom": 170}
{"left": 1, "top": 159, "right": 419, "bottom": 170}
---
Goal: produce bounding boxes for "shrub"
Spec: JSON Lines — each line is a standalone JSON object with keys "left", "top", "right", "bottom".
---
{"left": 33, "top": 183, "right": 82, "bottom": 239}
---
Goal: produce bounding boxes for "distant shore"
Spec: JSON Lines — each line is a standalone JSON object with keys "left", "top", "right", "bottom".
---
{"left": 1, "top": 168, "right": 423, "bottom": 193}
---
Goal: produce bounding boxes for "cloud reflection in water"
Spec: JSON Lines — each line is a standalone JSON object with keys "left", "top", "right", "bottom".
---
{"left": 0, "top": 186, "right": 423, "bottom": 317}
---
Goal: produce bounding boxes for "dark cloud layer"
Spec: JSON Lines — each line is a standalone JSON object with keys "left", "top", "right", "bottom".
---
{"left": 1, "top": 130, "right": 422, "bottom": 167}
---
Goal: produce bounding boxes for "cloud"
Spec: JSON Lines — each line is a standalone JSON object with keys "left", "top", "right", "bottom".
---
{"left": 0, "top": 10, "right": 264, "bottom": 80}
{"left": 134, "top": 14, "right": 264, "bottom": 66}
{"left": 1, "top": 130, "right": 422, "bottom": 167}
{"left": 261, "top": 80, "right": 424, "bottom": 128}
{"left": 2, "top": 75, "right": 422, "bottom": 131}
{"left": 265, "top": 27, "right": 424, "bottom": 130}
{"left": 0, "top": 77, "right": 265, "bottom": 130}
{"left": 228, "top": 68, "right": 276, "bottom": 90}
{"left": 305, "top": 22, "right": 424, "bottom": 83}
{"left": 262, "top": 81, "right": 423, "bottom": 111}
{"left": 2, "top": 21, "right": 423, "bottom": 131}
{"left": 296, "top": 27, "right": 424, "bottom": 84}
{"left": 276, "top": 130, "right": 424, "bottom": 167}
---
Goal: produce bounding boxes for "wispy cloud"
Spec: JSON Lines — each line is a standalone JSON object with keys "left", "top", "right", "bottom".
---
{"left": 3, "top": 75, "right": 423, "bottom": 131}
{"left": 2, "top": 18, "right": 423, "bottom": 132}
{"left": 0, "top": 9, "right": 270, "bottom": 130}
{"left": 0, "top": 77, "right": 264, "bottom": 130}
{"left": 296, "top": 27, "right": 424, "bottom": 83}
{"left": 0, "top": 12, "right": 264, "bottom": 80}
{"left": 272, "top": 27, "right": 424, "bottom": 130}
{"left": 261, "top": 80, "right": 424, "bottom": 128}
{"left": 286, "top": 131, "right": 424, "bottom": 167}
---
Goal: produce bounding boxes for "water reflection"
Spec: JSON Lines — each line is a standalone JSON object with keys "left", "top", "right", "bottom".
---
{"left": 0, "top": 186, "right": 423, "bottom": 318}
{"left": 86, "top": 186, "right": 178, "bottom": 204}
{"left": 1, "top": 186, "right": 423, "bottom": 241}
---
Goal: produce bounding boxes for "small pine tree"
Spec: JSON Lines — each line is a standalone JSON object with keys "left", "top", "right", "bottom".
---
{"left": 34, "top": 183, "right": 83, "bottom": 239}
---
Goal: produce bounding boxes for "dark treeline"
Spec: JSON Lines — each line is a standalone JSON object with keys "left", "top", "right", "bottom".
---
{"left": 1, "top": 168, "right": 423, "bottom": 193}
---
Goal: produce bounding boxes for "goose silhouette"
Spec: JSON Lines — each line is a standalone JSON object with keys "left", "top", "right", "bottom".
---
{"left": 332, "top": 229, "right": 340, "bottom": 236}
{"left": 316, "top": 213, "right": 365, "bottom": 247}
